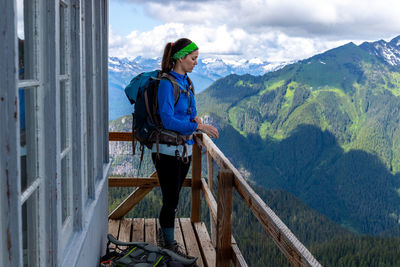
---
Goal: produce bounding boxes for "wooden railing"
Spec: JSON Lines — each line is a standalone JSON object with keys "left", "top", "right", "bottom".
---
{"left": 108, "top": 132, "right": 321, "bottom": 267}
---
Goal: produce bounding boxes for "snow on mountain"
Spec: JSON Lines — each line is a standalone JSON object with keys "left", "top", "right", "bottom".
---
{"left": 108, "top": 56, "right": 287, "bottom": 89}
{"left": 360, "top": 35, "right": 400, "bottom": 67}
{"left": 107, "top": 36, "right": 400, "bottom": 121}
{"left": 108, "top": 56, "right": 289, "bottom": 120}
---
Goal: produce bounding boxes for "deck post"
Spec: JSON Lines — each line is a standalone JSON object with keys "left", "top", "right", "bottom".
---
{"left": 207, "top": 151, "right": 214, "bottom": 193}
{"left": 216, "top": 170, "right": 233, "bottom": 267}
{"left": 207, "top": 151, "right": 217, "bottom": 246}
{"left": 191, "top": 138, "right": 202, "bottom": 222}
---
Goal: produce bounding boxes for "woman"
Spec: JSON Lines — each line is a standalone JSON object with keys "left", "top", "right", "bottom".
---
{"left": 153, "top": 38, "right": 218, "bottom": 256}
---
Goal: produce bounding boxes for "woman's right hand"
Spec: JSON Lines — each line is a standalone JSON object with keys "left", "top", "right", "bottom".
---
{"left": 197, "top": 123, "right": 219, "bottom": 139}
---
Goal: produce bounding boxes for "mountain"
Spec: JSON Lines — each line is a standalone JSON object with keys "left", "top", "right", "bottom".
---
{"left": 109, "top": 113, "right": 400, "bottom": 265}
{"left": 108, "top": 114, "right": 400, "bottom": 265}
{"left": 196, "top": 35, "right": 400, "bottom": 236}
{"left": 108, "top": 36, "right": 400, "bottom": 264}
{"left": 108, "top": 56, "right": 288, "bottom": 120}
{"left": 359, "top": 35, "right": 400, "bottom": 67}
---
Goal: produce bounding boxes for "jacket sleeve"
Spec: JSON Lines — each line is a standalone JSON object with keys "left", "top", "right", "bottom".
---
{"left": 157, "top": 79, "right": 198, "bottom": 135}
{"left": 190, "top": 92, "right": 197, "bottom": 121}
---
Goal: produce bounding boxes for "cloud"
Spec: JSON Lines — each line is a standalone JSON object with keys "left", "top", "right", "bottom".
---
{"left": 136, "top": 0, "right": 400, "bottom": 39}
{"left": 110, "top": 0, "right": 400, "bottom": 62}
{"left": 109, "top": 22, "right": 348, "bottom": 62}
{"left": 109, "top": 23, "right": 186, "bottom": 58}
{"left": 16, "top": 0, "right": 25, "bottom": 38}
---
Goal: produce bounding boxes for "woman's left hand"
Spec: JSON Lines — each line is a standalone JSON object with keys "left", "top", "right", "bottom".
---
{"left": 197, "top": 123, "right": 219, "bottom": 139}
{"left": 193, "top": 116, "right": 202, "bottom": 124}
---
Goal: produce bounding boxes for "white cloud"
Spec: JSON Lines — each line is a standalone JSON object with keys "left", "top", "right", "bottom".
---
{"left": 16, "top": 0, "right": 25, "bottom": 39}
{"left": 110, "top": 0, "right": 400, "bottom": 62}
{"left": 109, "top": 22, "right": 348, "bottom": 62}
{"left": 109, "top": 23, "right": 187, "bottom": 58}
{"left": 144, "top": 0, "right": 400, "bottom": 38}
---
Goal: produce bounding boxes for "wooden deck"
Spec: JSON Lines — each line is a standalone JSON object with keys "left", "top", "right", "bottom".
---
{"left": 108, "top": 132, "right": 322, "bottom": 267}
{"left": 108, "top": 218, "right": 216, "bottom": 267}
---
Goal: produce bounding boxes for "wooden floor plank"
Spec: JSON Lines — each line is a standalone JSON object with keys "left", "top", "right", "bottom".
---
{"left": 174, "top": 218, "right": 187, "bottom": 253}
{"left": 194, "top": 222, "right": 216, "bottom": 267}
{"left": 108, "top": 217, "right": 237, "bottom": 266}
{"left": 180, "top": 218, "right": 204, "bottom": 267}
{"left": 145, "top": 218, "right": 157, "bottom": 245}
{"left": 132, "top": 218, "right": 144, "bottom": 242}
{"left": 108, "top": 219, "right": 120, "bottom": 238}
{"left": 108, "top": 219, "right": 120, "bottom": 249}
{"left": 119, "top": 218, "right": 132, "bottom": 243}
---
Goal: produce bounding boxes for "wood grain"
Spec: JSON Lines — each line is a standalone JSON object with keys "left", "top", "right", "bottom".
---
{"left": 216, "top": 170, "right": 233, "bottom": 267}
{"left": 180, "top": 218, "right": 204, "bottom": 267}
{"left": 194, "top": 222, "right": 216, "bottom": 267}
{"left": 119, "top": 218, "right": 132, "bottom": 243}
{"left": 109, "top": 177, "right": 192, "bottom": 187}
{"left": 190, "top": 142, "right": 202, "bottom": 222}
{"left": 145, "top": 218, "right": 157, "bottom": 245}
{"left": 132, "top": 218, "right": 144, "bottom": 242}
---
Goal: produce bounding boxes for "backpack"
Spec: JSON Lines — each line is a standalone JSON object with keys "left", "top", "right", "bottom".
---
{"left": 100, "top": 234, "right": 198, "bottom": 267}
{"left": 124, "top": 70, "right": 194, "bottom": 169}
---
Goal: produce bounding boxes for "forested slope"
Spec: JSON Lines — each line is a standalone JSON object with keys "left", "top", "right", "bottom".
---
{"left": 196, "top": 38, "right": 400, "bottom": 236}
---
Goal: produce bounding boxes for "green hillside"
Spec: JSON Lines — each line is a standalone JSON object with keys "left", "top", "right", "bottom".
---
{"left": 108, "top": 38, "right": 400, "bottom": 264}
{"left": 109, "top": 176, "right": 400, "bottom": 266}
{"left": 196, "top": 42, "right": 400, "bottom": 235}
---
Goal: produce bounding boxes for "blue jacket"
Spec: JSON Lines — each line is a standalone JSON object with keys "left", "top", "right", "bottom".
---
{"left": 157, "top": 71, "right": 198, "bottom": 144}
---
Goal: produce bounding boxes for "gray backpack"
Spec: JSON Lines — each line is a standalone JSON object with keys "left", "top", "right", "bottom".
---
{"left": 101, "top": 234, "right": 198, "bottom": 267}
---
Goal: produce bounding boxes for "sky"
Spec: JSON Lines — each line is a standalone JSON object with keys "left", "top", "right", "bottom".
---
{"left": 109, "top": 0, "right": 400, "bottom": 63}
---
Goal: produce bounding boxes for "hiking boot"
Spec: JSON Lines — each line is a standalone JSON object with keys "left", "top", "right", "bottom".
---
{"left": 164, "top": 241, "right": 196, "bottom": 260}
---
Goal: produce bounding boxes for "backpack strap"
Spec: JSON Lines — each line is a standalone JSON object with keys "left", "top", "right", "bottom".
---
{"left": 132, "top": 113, "right": 136, "bottom": 155}
{"left": 160, "top": 72, "right": 181, "bottom": 106}
{"left": 160, "top": 72, "right": 194, "bottom": 105}
{"left": 186, "top": 75, "right": 195, "bottom": 95}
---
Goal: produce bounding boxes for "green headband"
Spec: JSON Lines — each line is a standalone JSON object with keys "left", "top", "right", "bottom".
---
{"left": 172, "top": 42, "right": 198, "bottom": 60}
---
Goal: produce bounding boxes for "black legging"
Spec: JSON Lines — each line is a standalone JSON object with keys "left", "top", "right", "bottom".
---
{"left": 152, "top": 153, "right": 192, "bottom": 228}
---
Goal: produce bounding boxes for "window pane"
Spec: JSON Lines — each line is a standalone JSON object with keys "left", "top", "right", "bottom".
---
{"left": 17, "top": 0, "right": 25, "bottom": 80}
{"left": 17, "top": 0, "right": 24, "bottom": 39}
{"left": 59, "top": 2, "right": 67, "bottom": 75}
{"left": 20, "top": 73, "right": 39, "bottom": 193}
{"left": 22, "top": 190, "right": 39, "bottom": 267}
{"left": 61, "top": 155, "right": 72, "bottom": 223}
{"left": 60, "top": 80, "right": 69, "bottom": 151}
{"left": 20, "top": 88, "right": 28, "bottom": 192}
{"left": 17, "top": 0, "right": 37, "bottom": 80}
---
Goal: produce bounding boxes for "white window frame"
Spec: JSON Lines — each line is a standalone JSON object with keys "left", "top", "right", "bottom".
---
{"left": 2, "top": 0, "right": 110, "bottom": 266}
{"left": 58, "top": 0, "right": 74, "bottom": 252}
{"left": 17, "top": 0, "right": 43, "bottom": 266}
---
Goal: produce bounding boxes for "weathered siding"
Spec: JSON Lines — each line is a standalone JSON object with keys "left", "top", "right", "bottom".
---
{"left": 1, "top": 0, "right": 110, "bottom": 266}
{"left": 0, "top": 0, "right": 23, "bottom": 266}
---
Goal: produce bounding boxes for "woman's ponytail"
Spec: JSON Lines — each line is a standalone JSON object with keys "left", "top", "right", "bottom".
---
{"left": 161, "top": 42, "right": 174, "bottom": 73}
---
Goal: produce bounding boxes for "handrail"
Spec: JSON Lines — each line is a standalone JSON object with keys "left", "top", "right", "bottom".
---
{"left": 197, "top": 133, "right": 321, "bottom": 267}
{"left": 109, "top": 131, "right": 132, "bottom": 141}
{"left": 109, "top": 177, "right": 192, "bottom": 188}
{"left": 109, "top": 131, "right": 321, "bottom": 267}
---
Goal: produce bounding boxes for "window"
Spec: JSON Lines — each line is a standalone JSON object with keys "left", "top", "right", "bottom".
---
{"left": 59, "top": 1, "right": 74, "bottom": 247}
{"left": 17, "top": 0, "right": 41, "bottom": 266}
{"left": 3, "top": 0, "right": 110, "bottom": 265}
